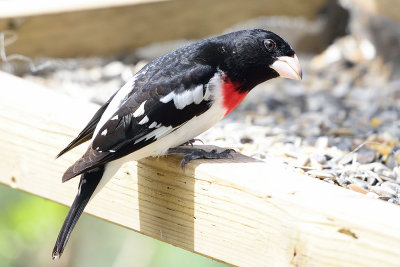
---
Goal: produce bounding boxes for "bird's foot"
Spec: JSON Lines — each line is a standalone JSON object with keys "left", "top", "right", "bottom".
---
{"left": 167, "top": 147, "right": 235, "bottom": 168}
{"left": 180, "top": 138, "right": 204, "bottom": 147}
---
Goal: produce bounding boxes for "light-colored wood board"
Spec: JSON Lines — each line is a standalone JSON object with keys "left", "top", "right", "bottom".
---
{"left": 350, "top": 0, "right": 400, "bottom": 23}
{"left": 0, "top": 0, "right": 326, "bottom": 58}
{"left": 0, "top": 70, "right": 400, "bottom": 267}
{"left": 0, "top": 0, "right": 165, "bottom": 18}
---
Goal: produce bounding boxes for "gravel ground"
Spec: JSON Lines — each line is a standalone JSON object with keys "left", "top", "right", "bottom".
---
{"left": 215, "top": 56, "right": 400, "bottom": 205}
{"left": 2, "top": 32, "right": 400, "bottom": 205}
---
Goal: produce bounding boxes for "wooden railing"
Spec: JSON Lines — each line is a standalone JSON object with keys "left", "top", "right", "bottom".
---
{"left": 1, "top": 71, "right": 400, "bottom": 266}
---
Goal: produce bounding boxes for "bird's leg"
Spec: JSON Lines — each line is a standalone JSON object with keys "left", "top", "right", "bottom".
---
{"left": 180, "top": 138, "right": 204, "bottom": 147}
{"left": 167, "top": 146, "right": 235, "bottom": 168}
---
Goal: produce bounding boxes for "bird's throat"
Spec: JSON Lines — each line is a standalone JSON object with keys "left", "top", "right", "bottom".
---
{"left": 221, "top": 76, "right": 247, "bottom": 116}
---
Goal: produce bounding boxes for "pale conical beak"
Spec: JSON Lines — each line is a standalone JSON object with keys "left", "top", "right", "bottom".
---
{"left": 270, "top": 54, "right": 302, "bottom": 80}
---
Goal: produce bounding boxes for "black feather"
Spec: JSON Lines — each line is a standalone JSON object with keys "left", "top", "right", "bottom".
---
{"left": 56, "top": 93, "right": 116, "bottom": 158}
{"left": 52, "top": 166, "right": 104, "bottom": 259}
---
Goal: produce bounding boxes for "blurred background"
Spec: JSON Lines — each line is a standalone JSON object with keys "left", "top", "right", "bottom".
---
{"left": 1, "top": 0, "right": 399, "bottom": 266}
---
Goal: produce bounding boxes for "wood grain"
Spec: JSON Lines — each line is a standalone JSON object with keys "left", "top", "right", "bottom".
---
{"left": 1, "top": 71, "right": 400, "bottom": 266}
{"left": 0, "top": 0, "right": 326, "bottom": 58}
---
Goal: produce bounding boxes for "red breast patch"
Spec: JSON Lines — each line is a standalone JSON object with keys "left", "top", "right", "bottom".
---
{"left": 221, "top": 76, "right": 247, "bottom": 116}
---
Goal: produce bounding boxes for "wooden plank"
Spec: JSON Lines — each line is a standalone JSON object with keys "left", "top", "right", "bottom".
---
{"left": 0, "top": 70, "right": 400, "bottom": 266}
{"left": 0, "top": 0, "right": 165, "bottom": 18}
{"left": 350, "top": 0, "right": 400, "bottom": 23}
{"left": 0, "top": 0, "right": 326, "bottom": 58}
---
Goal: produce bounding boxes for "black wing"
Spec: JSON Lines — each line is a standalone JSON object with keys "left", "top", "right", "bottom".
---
{"left": 62, "top": 63, "right": 216, "bottom": 182}
{"left": 56, "top": 92, "right": 117, "bottom": 158}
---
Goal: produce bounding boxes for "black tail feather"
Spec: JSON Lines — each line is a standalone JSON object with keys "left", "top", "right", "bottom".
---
{"left": 56, "top": 98, "right": 113, "bottom": 159}
{"left": 52, "top": 165, "right": 104, "bottom": 259}
{"left": 56, "top": 134, "right": 92, "bottom": 159}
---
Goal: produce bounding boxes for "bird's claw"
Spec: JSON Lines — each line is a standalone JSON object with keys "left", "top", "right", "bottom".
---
{"left": 180, "top": 138, "right": 204, "bottom": 147}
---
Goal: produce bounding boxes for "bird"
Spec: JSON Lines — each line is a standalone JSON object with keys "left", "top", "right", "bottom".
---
{"left": 52, "top": 29, "right": 302, "bottom": 259}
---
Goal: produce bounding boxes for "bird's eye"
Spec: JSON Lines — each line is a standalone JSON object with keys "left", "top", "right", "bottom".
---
{"left": 264, "top": 39, "right": 276, "bottom": 52}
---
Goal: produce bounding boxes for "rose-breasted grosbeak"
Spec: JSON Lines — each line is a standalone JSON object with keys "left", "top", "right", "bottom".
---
{"left": 52, "top": 29, "right": 302, "bottom": 259}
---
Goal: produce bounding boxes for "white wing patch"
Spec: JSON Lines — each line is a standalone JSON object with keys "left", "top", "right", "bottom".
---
{"left": 134, "top": 126, "right": 173, "bottom": 144}
{"left": 193, "top": 85, "right": 204, "bottom": 104}
{"left": 176, "top": 90, "right": 194, "bottom": 109}
{"left": 101, "top": 129, "right": 107, "bottom": 136}
{"left": 160, "top": 92, "right": 173, "bottom": 104}
{"left": 138, "top": 115, "right": 149, "bottom": 125}
{"left": 149, "top": 121, "right": 158, "bottom": 128}
{"left": 204, "top": 84, "right": 211, "bottom": 100}
{"left": 159, "top": 85, "right": 205, "bottom": 109}
{"left": 133, "top": 101, "right": 146, "bottom": 117}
